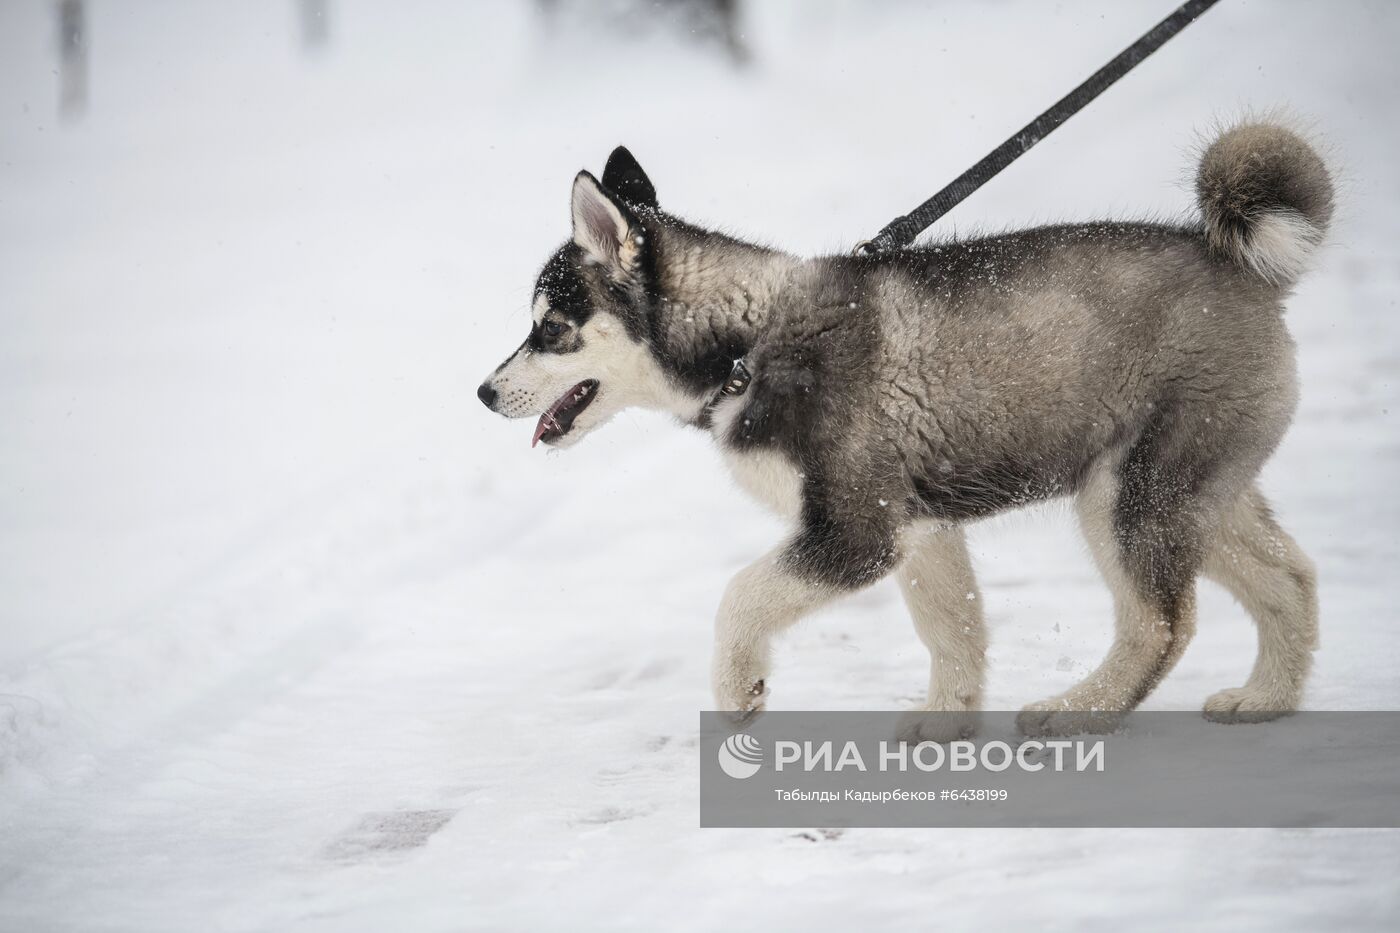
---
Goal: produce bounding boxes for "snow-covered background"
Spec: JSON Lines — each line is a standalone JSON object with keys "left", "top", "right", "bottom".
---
{"left": 2, "top": 0, "right": 1397, "bottom": 929}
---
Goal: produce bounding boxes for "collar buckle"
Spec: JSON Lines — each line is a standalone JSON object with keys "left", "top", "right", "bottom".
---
{"left": 720, "top": 358, "right": 752, "bottom": 398}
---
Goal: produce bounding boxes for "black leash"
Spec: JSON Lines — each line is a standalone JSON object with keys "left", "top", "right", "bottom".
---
{"left": 855, "top": 0, "right": 1222, "bottom": 256}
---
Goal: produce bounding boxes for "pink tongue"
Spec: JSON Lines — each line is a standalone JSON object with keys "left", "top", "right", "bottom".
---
{"left": 531, "top": 400, "right": 567, "bottom": 448}
{"left": 531, "top": 414, "right": 554, "bottom": 448}
{"left": 531, "top": 384, "right": 584, "bottom": 448}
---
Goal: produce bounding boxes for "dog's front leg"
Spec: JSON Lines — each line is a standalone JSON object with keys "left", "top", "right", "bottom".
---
{"left": 711, "top": 548, "right": 835, "bottom": 717}
{"left": 712, "top": 501, "right": 900, "bottom": 715}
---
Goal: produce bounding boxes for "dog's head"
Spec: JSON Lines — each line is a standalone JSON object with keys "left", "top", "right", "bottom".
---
{"left": 478, "top": 147, "right": 693, "bottom": 449}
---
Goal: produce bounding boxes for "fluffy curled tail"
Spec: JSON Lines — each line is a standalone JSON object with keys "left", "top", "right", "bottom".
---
{"left": 1195, "top": 122, "right": 1334, "bottom": 286}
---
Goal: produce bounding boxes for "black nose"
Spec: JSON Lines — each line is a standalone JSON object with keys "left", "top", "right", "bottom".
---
{"left": 477, "top": 383, "right": 497, "bottom": 409}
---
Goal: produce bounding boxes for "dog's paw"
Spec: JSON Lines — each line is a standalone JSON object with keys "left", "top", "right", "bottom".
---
{"left": 1016, "top": 701, "right": 1123, "bottom": 737}
{"left": 895, "top": 707, "right": 980, "bottom": 744}
{"left": 712, "top": 647, "right": 770, "bottom": 721}
{"left": 714, "top": 678, "right": 768, "bottom": 724}
{"left": 1203, "top": 687, "right": 1295, "bottom": 724}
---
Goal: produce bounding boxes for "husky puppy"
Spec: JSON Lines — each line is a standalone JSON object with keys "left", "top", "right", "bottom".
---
{"left": 478, "top": 124, "right": 1330, "bottom": 736}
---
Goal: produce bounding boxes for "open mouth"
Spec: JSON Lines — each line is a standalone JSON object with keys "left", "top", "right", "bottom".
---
{"left": 532, "top": 379, "right": 599, "bottom": 447}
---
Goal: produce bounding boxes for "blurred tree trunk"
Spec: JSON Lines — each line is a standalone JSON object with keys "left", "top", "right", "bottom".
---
{"left": 57, "top": 0, "right": 86, "bottom": 117}
{"left": 299, "top": 0, "right": 330, "bottom": 51}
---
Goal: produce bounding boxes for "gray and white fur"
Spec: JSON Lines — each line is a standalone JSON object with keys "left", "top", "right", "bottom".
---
{"left": 479, "top": 123, "right": 1330, "bottom": 735}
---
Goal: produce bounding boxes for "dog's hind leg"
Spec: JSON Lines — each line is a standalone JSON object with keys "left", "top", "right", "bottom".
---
{"left": 893, "top": 525, "right": 986, "bottom": 742}
{"left": 1018, "top": 445, "right": 1208, "bottom": 736}
{"left": 1201, "top": 486, "right": 1317, "bottom": 722}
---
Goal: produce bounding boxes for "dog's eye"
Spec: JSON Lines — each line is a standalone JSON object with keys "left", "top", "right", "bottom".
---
{"left": 543, "top": 321, "right": 564, "bottom": 338}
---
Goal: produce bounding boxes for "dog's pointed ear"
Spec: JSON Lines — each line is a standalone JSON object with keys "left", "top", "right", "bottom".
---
{"left": 571, "top": 170, "right": 638, "bottom": 271}
{"left": 601, "top": 146, "right": 658, "bottom": 209}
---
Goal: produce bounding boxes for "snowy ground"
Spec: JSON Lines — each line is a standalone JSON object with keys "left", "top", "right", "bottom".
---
{"left": 2, "top": 0, "right": 1398, "bottom": 929}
